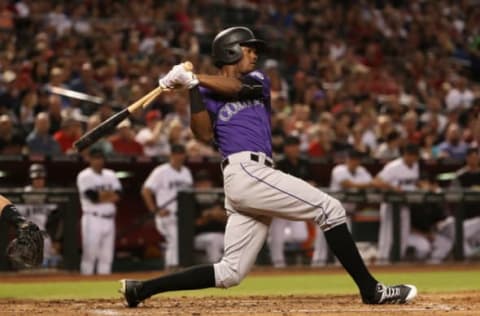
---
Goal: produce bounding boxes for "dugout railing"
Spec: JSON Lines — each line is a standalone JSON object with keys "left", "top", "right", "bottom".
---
{"left": 0, "top": 188, "right": 80, "bottom": 271}
{"left": 177, "top": 189, "right": 480, "bottom": 267}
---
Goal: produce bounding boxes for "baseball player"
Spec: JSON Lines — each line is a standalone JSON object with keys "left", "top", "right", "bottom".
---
{"left": 193, "top": 169, "right": 227, "bottom": 263}
{"left": 371, "top": 143, "right": 422, "bottom": 263}
{"left": 120, "top": 26, "right": 417, "bottom": 306}
{"left": 77, "top": 147, "right": 122, "bottom": 275}
{"left": 141, "top": 144, "right": 193, "bottom": 269}
{"left": 312, "top": 149, "right": 373, "bottom": 267}
{"left": 0, "top": 194, "right": 44, "bottom": 268}
{"left": 15, "top": 164, "right": 60, "bottom": 267}
{"left": 435, "top": 146, "right": 480, "bottom": 260}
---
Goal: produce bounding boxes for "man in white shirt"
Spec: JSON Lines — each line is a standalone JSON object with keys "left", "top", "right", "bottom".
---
{"left": 135, "top": 110, "right": 170, "bottom": 157}
{"left": 372, "top": 144, "right": 420, "bottom": 263}
{"left": 77, "top": 148, "right": 122, "bottom": 275}
{"left": 312, "top": 150, "right": 373, "bottom": 266}
{"left": 141, "top": 144, "right": 193, "bottom": 269}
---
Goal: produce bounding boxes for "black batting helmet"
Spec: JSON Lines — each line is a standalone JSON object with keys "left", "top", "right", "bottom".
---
{"left": 211, "top": 26, "right": 265, "bottom": 68}
{"left": 29, "top": 164, "right": 46, "bottom": 179}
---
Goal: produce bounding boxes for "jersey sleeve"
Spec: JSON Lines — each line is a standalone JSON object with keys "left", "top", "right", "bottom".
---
{"left": 245, "top": 70, "right": 271, "bottom": 108}
{"left": 76, "top": 172, "right": 88, "bottom": 194}
{"left": 377, "top": 165, "right": 395, "bottom": 184}
{"left": 111, "top": 171, "right": 122, "bottom": 191}
{"left": 144, "top": 167, "right": 163, "bottom": 191}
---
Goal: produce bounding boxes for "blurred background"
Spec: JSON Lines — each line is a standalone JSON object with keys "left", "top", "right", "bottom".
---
{"left": 0, "top": 0, "right": 480, "bottom": 273}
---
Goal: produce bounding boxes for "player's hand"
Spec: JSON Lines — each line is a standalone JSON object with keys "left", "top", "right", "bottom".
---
{"left": 153, "top": 208, "right": 170, "bottom": 217}
{"left": 158, "top": 63, "right": 198, "bottom": 89}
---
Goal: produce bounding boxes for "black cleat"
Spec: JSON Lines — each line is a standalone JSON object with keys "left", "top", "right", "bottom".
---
{"left": 363, "top": 283, "right": 417, "bottom": 304}
{"left": 119, "top": 279, "right": 144, "bottom": 308}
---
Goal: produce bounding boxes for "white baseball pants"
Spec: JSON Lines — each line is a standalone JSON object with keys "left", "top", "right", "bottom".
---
{"left": 377, "top": 204, "right": 411, "bottom": 262}
{"left": 213, "top": 151, "right": 347, "bottom": 288}
{"left": 80, "top": 214, "right": 115, "bottom": 275}
{"left": 155, "top": 216, "right": 178, "bottom": 268}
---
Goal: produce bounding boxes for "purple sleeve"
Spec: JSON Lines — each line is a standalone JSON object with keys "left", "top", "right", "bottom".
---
{"left": 245, "top": 70, "right": 271, "bottom": 111}
{"left": 199, "top": 86, "right": 219, "bottom": 114}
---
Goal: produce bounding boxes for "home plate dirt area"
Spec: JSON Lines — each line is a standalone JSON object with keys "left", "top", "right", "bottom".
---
{"left": 1, "top": 265, "right": 480, "bottom": 315}
{"left": 1, "top": 293, "right": 480, "bottom": 316}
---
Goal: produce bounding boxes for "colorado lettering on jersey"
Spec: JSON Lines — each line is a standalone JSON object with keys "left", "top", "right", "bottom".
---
{"left": 168, "top": 180, "right": 191, "bottom": 190}
{"left": 87, "top": 184, "right": 114, "bottom": 191}
{"left": 218, "top": 99, "right": 264, "bottom": 122}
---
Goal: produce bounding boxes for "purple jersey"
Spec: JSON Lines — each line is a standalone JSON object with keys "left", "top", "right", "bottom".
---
{"left": 200, "top": 70, "right": 272, "bottom": 158}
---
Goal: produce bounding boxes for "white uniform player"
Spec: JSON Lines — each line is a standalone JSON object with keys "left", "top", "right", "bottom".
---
{"left": 141, "top": 144, "right": 193, "bottom": 269}
{"left": 372, "top": 144, "right": 420, "bottom": 263}
{"left": 16, "top": 164, "right": 59, "bottom": 267}
{"left": 312, "top": 151, "right": 373, "bottom": 266}
{"left": 77, "top": 148, "right": 121, "bottom": 275}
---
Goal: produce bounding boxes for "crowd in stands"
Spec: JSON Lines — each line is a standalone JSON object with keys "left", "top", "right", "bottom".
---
{"left": 0, "top": 0, "right": 480, "bottom": 164}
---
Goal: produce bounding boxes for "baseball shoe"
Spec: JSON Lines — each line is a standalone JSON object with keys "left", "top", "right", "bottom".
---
{"left": 119, "top": 279, "right": 144, "bottom": 308}
{"left": 362, "top": 283, "right": 417, "bottom": 304}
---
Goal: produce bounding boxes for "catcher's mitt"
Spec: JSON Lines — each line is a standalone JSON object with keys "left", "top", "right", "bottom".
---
{"left": 7, "top": 221, "right": 44, "bottom": 268}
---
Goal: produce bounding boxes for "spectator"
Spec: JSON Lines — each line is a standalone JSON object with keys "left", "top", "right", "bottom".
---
{"left": 445, "top": 77, "right": 475, "bottom": 113}
{"left": 53, "top": 117, "right": 82, "bottom": 154}
{"left": 85, "top": 115, "right": 114, "bottom": 156}
{"left": 0, "top": 114, "right": 25, "bottom": 155}
{"left": 109, "top": 119, "right": 144, "bottom": 156}
{"left": 437, "top": 123, "right": 468, "bottom": 160}
{"left": 135, "top": 110, "right": 170, "bottom": 157}
{"left": 26, "top": 112, "right": 62, "bottom": 156}
{"left": 374, "top": 130, "right": 401, "bottom": 161}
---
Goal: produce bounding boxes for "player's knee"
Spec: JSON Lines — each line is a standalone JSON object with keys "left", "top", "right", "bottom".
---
{"left": 214, "top": 262, "right": 245, "bottom": 288}
{"left": 317, "top": 197, "right": 347, "bottom": 230}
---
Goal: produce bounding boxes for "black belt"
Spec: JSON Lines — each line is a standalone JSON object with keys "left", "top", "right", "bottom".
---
{"left": 221, "top": 153, "right": 274, "bottom": 170}
{"left": 84, "top": 212, "right": 115, "bottom": 219}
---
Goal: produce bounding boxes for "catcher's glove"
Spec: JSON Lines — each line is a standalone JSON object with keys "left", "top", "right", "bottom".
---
{"left": 7, "top": 221, "right": 44, "bottom": 268}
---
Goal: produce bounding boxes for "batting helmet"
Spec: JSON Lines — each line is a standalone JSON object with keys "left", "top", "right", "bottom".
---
{"left": 212, "top": 26, "right": 265, "bottom": 67}
{"left": 29, "top": 164, "right": 46, "bottom": 179}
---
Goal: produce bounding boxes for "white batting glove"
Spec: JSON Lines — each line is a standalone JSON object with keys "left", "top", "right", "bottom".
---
{"left": 158, "top": 64, "right": 199, "bottom": 89}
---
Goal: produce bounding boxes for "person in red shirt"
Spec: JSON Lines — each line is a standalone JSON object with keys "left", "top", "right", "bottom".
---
{"left": 53, "top": 117, "right": 82, "bottom": 154}
{"left": 109, "top": 119, "right": 144, "bottom": 156}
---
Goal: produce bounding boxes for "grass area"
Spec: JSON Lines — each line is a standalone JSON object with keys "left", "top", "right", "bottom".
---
{"left": 0, "top": 270, "right": 479, "bottom": 300}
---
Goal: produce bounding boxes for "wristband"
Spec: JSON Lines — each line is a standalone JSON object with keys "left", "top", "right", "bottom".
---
{"left": 189, "top": 86, "right": 207, "bottom": 114}
{"left": 0, "top": 204, "right": 26, "bottom": 226}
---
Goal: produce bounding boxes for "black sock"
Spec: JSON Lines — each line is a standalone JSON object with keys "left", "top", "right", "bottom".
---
{"left": 139, "top": 264, "right": 215, "bottom": 299}
{"left": 324, "top": 223, "right": 378, "bottom": 299}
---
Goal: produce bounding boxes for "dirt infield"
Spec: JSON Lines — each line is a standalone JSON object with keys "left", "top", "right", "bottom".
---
{"left": 1, "top": 265, "right": 480, "bottom": 315}
{"left": 2, "top": 292, "right": 480, "bottom": 316}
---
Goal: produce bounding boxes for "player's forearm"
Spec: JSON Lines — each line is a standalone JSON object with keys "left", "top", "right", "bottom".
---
{"left": 189, "top": 86, "right": 214, "bottom": 143}
{"left": 100, "top": 191, "right": 121, "bottom": 203}
{"left": 0, "top": 195, "right": 25, "bottom": 225}
{"left": 191, "top": 112, "right": 214, "bottom": 144}
{"left": 197, "top": 74, "right": 241, "bottom": 96}
{"left": 141, "top": 188, "right": 157, "bottom": 212}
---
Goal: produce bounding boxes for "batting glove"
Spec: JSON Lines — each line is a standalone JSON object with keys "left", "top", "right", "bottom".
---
{"left": 158, "top": 64, "right": 199, "bottom": 89}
